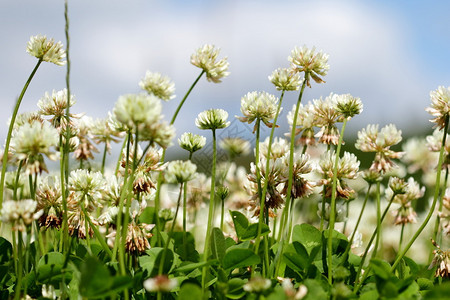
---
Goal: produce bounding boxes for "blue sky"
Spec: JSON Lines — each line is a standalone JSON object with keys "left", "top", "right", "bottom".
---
{"left": 1, "top": 0, "right": 450, "bottom": 156}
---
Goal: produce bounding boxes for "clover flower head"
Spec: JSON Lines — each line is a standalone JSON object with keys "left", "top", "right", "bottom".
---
{"left": 37, "top": 89, "right": 76, "bottom": 127}
{"left": 139, "top": 71, "right": 175, "bottom": 101}
{"left": 426, "top": 86, "right": 450, "bottom": 130}
{"left": 125, "top": 221, "right": 154, "bottom": 254}
{"left": 260, "top": 136, "right": 290, "bottom": 159}
{"left": 165, "top": 160, "right": 197, "bottom": 184}
{"left": 26, "top": 34, "right": 66, "bottom": 65}
{"left": 220, "top": 137, "right": 251, "bottom": 158}
{"left": 288, "top": 45, "right": 329, "bottom": 87}
{"left": 10, "top": 120, "right": 59, "bottom": 174}
{"left": 36, "top": 175, "right": 63, "bottom": 229}
{"left": 268, "top": 67, "right": 303, "bottom": 91}
{"left": 143, "top": 275, "right": 178, "bottom": 292}
{"left": 388, "top": 177, "right": 407, "bottom": 195}
{"left": 237, "top": 91, "right": 279, "bottom": 132}
{"left": 178, "top": 132, "right": 206, "bottom": 153}
{"left": 312, "top": 94, "right": 344, "bottom": 145}
{"left": 91, "top": 117, "right": 124, "bottom": 153}
{"left": 140, "top": 120, "right": 176, "bottom": 149}
{"left": 113, "top": 93, "right": 161, "bottom": 130}
{"left": 287, "top": 102, "right": 317, "bottom": 146}
{"left": 402, "top": 137, "right": 438, "bottom": 173}
{"left": 243, "top": 276, "right": 271, "bottom": 293}
{"left": 195, "top": 109, "right": 230, "bottom": 130}
{"left": 69, "top": 169, "right": 106, "bottom": 203}
{"left": 191, "top": 44, "right": 230, "bottom": 83}
{"left": 1, "top": 199, "right": 43, "bottom": 231}
{"left": 429, "top": 239, "right": 450, "bottom": 278}
{"left": 334, "top": 93, "right": 363, "bottom": 119}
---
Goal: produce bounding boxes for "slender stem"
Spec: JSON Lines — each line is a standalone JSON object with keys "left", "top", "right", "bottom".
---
{"left": 183, "top": 152, "right": 193, "bottom": 260}
{"left": 170, "top": 71, "right": 204, "bottom": 125}
{"left": 202, "top": 129, "right": 217, "bottom": 295}
{"left": 0, "top": 59, "right": 42, "bottom": 209}
{"left": 13, "top": 161, "right": 24, "bottom": 200}
{"left": 320, "top": 143, "right": 332, "bottom": 231}
{"left": 399, "top": 223, "right": 405, "bottom": 253}
{"left": 327, "top": 119, "right": 348, "bottom": 284}
{"left": 115, "top": 138, "right": 127, "bottom": 175}
{"left": 373, "top": 182, "right": 382, "bottom": 258}
{"left": 82, "top": 204, "right": 112, "bottom": 258}
{"left": 433, "top": 167, "right": 449, "bottom": 245}
{"left": 391, "top": 115, "right": 450, "bottom": 272}
{"left": 100, "top": 143, "right": 108, "bottom": 175}
{"left": 14, "top": 233, "right": 24, "bottom": 300}
{"left": 159, "top": 183, "right": 184, "bottom": 274}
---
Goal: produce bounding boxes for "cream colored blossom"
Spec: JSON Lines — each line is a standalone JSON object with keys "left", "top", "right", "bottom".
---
{"left": 243, "top": 276, "right": 271, "bottom": 293}
{"left": 139, "top": 71, "right": 175, "bottom": 101}
{"left": 113, "top": 93, "right": 161, "bottom": 130}
{"left": 220, "top": 137, "right": 250, "bottom": 158}
{"left": 287, "top": 102, "right": 317, "bottom": 146}
{"left": 165, "top": 160, "right": 197, "bottom": 184}
{"left": 335, "top": 93, "right": 363, "bottom": 119}
{"left": 289, "top": 45, "right": 329, "bottom": 87}
{"left": 143, "top": 275, "right": 178, "bottom": 292}
{"left": 26, "top": 34, "right": 66, "bottom": 65}
{"left": 237, "top": 91, "right": 279, "bottom": 132}
{"left": 69, "top": 169, "right": 106, "bottom": 208}
{"left": 37, "top": 89, "right": 77, "bottom": 128}
{"left": 269, "top": 68, "right": 302, "bottom": 91}
{"left": 195, "top": 109, "right": 230, "bottom": 130}
{"left": 426, "top": 86, "right": 450, "bottom": 129}
{"left": 1, "top": 199, "right": 43, "bottom": 231}
{"left": 179, "top": 132, "right": 206, "bottom": 153}
{"left": 191, "top": 44, "right": 229, "bottom": 83}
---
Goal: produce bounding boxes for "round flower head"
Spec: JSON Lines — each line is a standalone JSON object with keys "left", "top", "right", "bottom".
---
{"left": 37, "top": 89, "right": 77, "bottom": 128}
{"left": 165, "top": 160, "right": 197, "bottom": 184}
{"left": 220, "top": 137, "right": 251, "bottom": 158}
{"left": 69, "top": 169, "right": 106, "bottom": 208}
{"left": 190, "top": 44, "right": 230, "bottom": 83}
{"left": 312, "top": 94, "right": 343, "bottom": 145}
{"left": 26, "top": 34, "right": 66, "bottom": 65}
{"left": 335, "top": 93, "right": 363, "bottom": 119}
{"left": 195, "top": 109, "right": 230, "bottom": 130}
{"left": 237, "top": 91, "right": 279, "bottom": 132}
{"left": 91, "top": 117, "right": 124, "bottom": 154}
{"left": 139, "top": 71, "right": 175, "bottom": 101}
{"left": 287, "top": 102, "right": 317, "bottom": 146}
{"left": 178, "top": 132, "right": 206, "bottom": 153}
{"left": 139, "top": 120, "right": 176, "bottom": 149}
{"left": 268, "top": 68, "right": 302, "bottom": 91}
{"left": 426, "top": 86, "right": 450, "bottom": 130}
{"left": 288, "top": 45, "right": 329, "bottom": 87}
{"left": 113, "top": 93, "right": 161, "bottom": 130}
{"left": 144, "top": 275, "right": 178, "bottom": 292}
{"left": 10, "top": 120, "right": 59, "bottom": 174}
{"left": 1, "top": 199, "right": 43, "bottom": 232}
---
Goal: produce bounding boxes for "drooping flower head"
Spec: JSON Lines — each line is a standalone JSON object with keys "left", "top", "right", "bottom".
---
{"left": 139, "top": 71, "right": 175, "bottom": 101}
{"left": 191, "top": 44, "right": 230, "bottom": 83}
{"left": 73, "top": 116, "right": 99, "bottom": 162}
{"left": 268, "top": 68, "right": 302, "bottom": 91}
{"left": 26, "top": 34, "right": 66, "bottom": 65}
{"left": 426, "top": 86, "right": 450, "bottom": 130}
{"left": 195, "top": 109, "right": 230, "bottom": 130}
{"left": 289, "top": 46, "right": 329, "bottom": 87}
{"left": 355, "top": 124, "right": 404, "bottom": 173}
{"left": 237, "top": 91, "right": 279, "bottom": 132}
{"left": 178, "top": 132, "right": 206, "bottom": 154}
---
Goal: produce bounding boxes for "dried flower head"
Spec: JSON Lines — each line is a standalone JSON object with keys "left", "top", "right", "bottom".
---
{"left": 113, "top": 93, "right": 161, "bottom": 130}
{"left": 269, "top": 68, "right": 302, "bottom": 91}
{"left": 73, "top": 116, "right": 99, "bottom": 162}
{"left": 429, "top": 239, "right": 450, "bottom": 278}
{"left": 125, "top": 221, "right": 154, "bottom": 254}
{"left": 282, "top": 153, "right": 314, "bottom": 199}
{"left": 195, "top": 109, "right": 230, "bottom": 130}
{"left": 139, "top": 71, "right": 175, "bottom": 101}
{"left": 355, "top": 124, "right": 404, "bottom": 173}
{"left": 36, "top": 176, "right": 63, "bottom": 229}
{"left": 1, "top": 199, "right": 43, "bottom": 231}
{"left": 426, "top": 86, "right": 450, "bottom": 130}
{"left": 237, "top": 91, "right": 279, "bottom": 132}
{"left": 10, "top": 120, "right": 59, "bottom": 174}
{"left": 179, "top": 132, "right": 206, "bottom": 153}
{"left": 26, "top": 34, "right": 66, "bottom": 65}
{"left": 165, "top": 160, "right": 197, "bottom": 184}
{"left": 220, "top": 137, "right": 251, "bottom": 158}
{"left": 191, "top": 44, "right": 230, "bottom": 83}
{"left": 289, "top": 45, "right": 329, "bottom": 87}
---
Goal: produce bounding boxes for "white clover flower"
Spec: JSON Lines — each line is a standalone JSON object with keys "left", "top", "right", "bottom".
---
{"left": 288, "top": 45, "right": 329, "bottom": 87}
{"left": 69, "top": 169, "right": 106, "bottom": 205}
{"left": 91, "top": 117, "right": 124, "bottom": 153}
{"left": 334, "top": 93, "right": 363, "bottom": 119}
{"left": 37, "top": 89, "right": 76, "bottom": 125}
{"left": 287, "top": 102, "right": 317, "bottom": 146}
{"left": 402, "top": 137, "right": 438, "bottom": 173}
{"left": 113, "top": 93, "right": 161, "bottom": 130}
{"left": 1, "top": 199, "right": 43, "bottom": 231}
{"left": 237, "top": 91, "right": 279, "bottom": 132}
{"left": 243, "top": 276, "right": 271, "bottom": 293}
{"left": 139, "top": 71, "right": 175, "bottom": 101}
{"left": 426, "top": 86, "right": 450, "bottom": 130}
{"left": 260, "top": 136, "right": 290, "bottom": 159}
{"left": 178, "top": 132, "right": 206, "bottom": 153}
{"left": 313, "top": 94, "right": 343, "bottom": 145}
{"left": 140, "top": 120, "right": 175, "bottom": 149}
{"left": 143, "top": 275, "right": 178, "bottom": 292}
{"left": 191, "top": 44, "right": 230, "bottom": 83}
{"left": 220, "top": 137, "right": 251, "bottom": 158}
{"left": 41, "top": 284, "right": 56, "bottom": 300}
{"left": 268, "top": 68, "right": 302, "bottom": 91}
{"left": 165, "top": 160, "right": 197, "bottom": 184}
{"left": 26, "top": 34, "right": 66, "bottom": 65}
{"left": 10, "top": 120, "right": 59, "bottom": 174}
{"left": 195, "top": 108, "right": 230, "bottom": 130}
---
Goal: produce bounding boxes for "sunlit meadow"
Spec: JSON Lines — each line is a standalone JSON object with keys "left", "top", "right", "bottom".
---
{"left": 0, "top": 2, "right": 449, "bottom": 300}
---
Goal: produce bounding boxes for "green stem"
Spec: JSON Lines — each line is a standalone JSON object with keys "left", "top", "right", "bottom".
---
{"left": 82, "top": 204, "right": 112, "bottom": 258}
{"left": 183, "top": 152, "right": 193, "bottom": 260}
{"left": 202, "top": 129, "right": 217, "bottom": 295}
{"left": 100, "top": 143, "right": 108, "bottom": 175}
{"left": 391, "top": 114, "right": 450, "bottom": 272}
{"left": 433, "top": 167, "right": 449, "bottom": 245}
{"left": 327, "top": 118, "right": 348, "bottom": 284}
{"left": 14, "top": 233, "right": 24, "bottom": 300}
{"left": 13, "top": 161, "right": 24, "bottom": 200}
{"left": 373, "top": 182, "right": 382, "bottom": 258}
{"left": 399, "top": 223, "right": 405, "bottom": 253}
{"left": 0, "top": 59, "right": 42, "bottom": 209}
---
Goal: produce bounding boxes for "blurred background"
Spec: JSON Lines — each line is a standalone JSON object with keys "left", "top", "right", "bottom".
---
{"left": 1, "top": 0, "right": 450, "bottom": 161}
